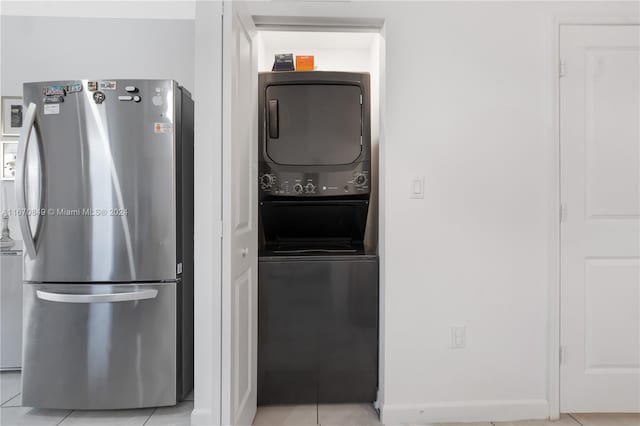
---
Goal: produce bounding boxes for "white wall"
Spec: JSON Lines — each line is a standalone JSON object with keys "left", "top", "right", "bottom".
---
{"left": 0, "top": 14, "right": 195, "bottom": 240}
{"left": 0, "top": 0, "right": 195, "bottom": 20}
{"left": 0, "top": 16, "right": 194, "bottom": 95}
{"left": 248, "top": 2, "right": 639, "bottom": 424}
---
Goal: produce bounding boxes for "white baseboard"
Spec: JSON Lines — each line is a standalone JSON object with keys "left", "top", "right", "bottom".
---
{"left": 380, "top": 399, "right": 549, "bottom": 425}
{"left": 190, "top": 408, "right": 218, "bottom": 426}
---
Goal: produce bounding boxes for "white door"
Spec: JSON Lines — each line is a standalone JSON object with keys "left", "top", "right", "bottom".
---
{"left": 221, "top": 2, "right": 258, "bottom": 425}
{"left": 560, "top": 24, "right": 640, "bottom": 413}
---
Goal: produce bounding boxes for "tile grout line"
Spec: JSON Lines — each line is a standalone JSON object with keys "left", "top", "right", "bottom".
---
{"left": 142, "top": 407, "right": 157, "bottom": 426}
{"left": 0, "top": 392, "right": 20, "bottom": 407}
{"left": 55, "top": 409, "right": 74, "bottom": 426}
{"left": 0, "top": 392, "right": 19, "bottom": 406}
{"left": 568, "top": 413, "right": 585, "bottom": 426}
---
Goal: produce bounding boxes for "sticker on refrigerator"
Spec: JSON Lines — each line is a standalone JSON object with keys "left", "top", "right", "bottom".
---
{"left": 154, "top": 123, "right": 172, "bottom": 134}
{"left": 66, "top": 82, "right": 83, "bottom": 93}
{"left": 99, "top": 81, "right": 117, "bottom": 90}
{"left": 44, "top": 104, "right": 60, "bottom": 115}
{"left": 87, "top": 81, "right": 98, "bottom": 91}
{"left": 43, "top": 85, "right": 66, "bottom": 96}
{"left": 43, "top": 95, "right": 64, "bottom": 104}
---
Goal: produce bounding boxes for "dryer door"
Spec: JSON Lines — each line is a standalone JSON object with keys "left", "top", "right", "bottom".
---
{"left": 265, "top": 84, "right": 362, "bottom": 166}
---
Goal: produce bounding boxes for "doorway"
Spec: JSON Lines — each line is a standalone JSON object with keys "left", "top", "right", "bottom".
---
{"left": 215, "top": 5, "right": 386, "bottom": 424}
{"left": 559, "top": 23, "right": 640, "bottom": 413}
{"left": 253, "top": 27, "right": 385, "bottom": 425}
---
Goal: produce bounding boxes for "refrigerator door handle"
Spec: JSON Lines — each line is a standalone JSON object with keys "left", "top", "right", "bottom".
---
{"left": 16, "top": 103, "right": 44, "bottom": 259}
{"left": 36, "top": 289, "right": 158, "bottom": 304}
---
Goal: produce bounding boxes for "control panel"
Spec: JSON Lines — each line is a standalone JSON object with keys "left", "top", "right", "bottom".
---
{"left": 259, "top": 163, "right": 370, "bottom": 197}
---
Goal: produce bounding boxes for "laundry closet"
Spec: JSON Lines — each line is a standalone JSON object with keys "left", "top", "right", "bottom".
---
{"left": 255, "top": 30, "right": 383, "bottom": 405}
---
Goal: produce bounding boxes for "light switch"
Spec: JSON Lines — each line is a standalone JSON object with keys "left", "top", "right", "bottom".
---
{"left": 409, "top": 176, "right": 424, "bottom": 199}
{"left": 451, "top": 326, "right": 466, "bottom": 349}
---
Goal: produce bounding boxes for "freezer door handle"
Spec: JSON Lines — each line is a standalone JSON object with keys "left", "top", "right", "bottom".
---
{"left": 16, "top": 103, "right": 45, "bottom": 259}
{"left": 36, "top": 289, "right": 158, "bottom": 304}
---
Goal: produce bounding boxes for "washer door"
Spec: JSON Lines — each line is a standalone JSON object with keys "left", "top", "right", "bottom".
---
{"left": 260, "top": 199, "right": 369, "bottom": 253}
{"left": 22, "top": 282, "right": 177, "bottom": 409}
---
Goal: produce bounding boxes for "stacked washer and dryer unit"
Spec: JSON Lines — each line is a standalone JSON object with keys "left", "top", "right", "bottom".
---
{"left": 257, "top": 71, "right": 379, "bottom": 404}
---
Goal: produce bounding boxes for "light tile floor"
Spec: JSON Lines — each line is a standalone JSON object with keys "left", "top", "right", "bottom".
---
{"left": 2, "top": 373, "right": 638, "bottom": 425}
{"left": 0, "top": 372, "right": 194, "bottom": 426}
{"left": 251, "top": 405, "right": 640, "bottom": 426}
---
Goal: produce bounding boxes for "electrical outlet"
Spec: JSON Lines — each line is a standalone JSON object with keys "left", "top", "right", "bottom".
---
{"left": 451, "top": 326, "right": 466, "bottom": 349}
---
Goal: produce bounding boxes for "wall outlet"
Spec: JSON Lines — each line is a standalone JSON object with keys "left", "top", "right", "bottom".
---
{"left": 451, "top": 326, "right": 466, "bottom": 349}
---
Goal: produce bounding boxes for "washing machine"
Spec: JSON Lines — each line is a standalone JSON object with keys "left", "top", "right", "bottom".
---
{"left": 257, "top": 71, "right": 379, "bottom": 404}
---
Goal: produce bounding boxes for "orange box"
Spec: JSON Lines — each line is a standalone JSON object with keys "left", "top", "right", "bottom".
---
{"left": 295, "top": 55, "right": 314, "bottom": 71}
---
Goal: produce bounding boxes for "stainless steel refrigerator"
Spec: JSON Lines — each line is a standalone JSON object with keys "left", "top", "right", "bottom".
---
{"left": 16, "top": 79, "right": 193, "bottom": 409}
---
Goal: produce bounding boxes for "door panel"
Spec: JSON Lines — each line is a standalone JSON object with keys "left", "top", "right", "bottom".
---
{"left": 583, "top": 259, "right": 639, "bottom": 370}
{"left": 265, "top": 84, "right": 362, "bottom": 165}
{"left": 20, "top": 80, "right": 176, "bottom": 283}
{"left": 222, "top": 3, "right": 258, "bottom": 425}
{"left": 21, "top": 282, "right": 176, "bottom": 409}
{"left": 584, "top": 48, "right": 639, "bottom": 218}
{"left": 560, "top": 24, "right": 640, "bottom": 412}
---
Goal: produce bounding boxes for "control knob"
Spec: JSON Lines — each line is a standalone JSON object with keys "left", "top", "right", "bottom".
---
{"left": 305, "top": 183, "right": 316, "bottom": 193}
{"left": 293, "top": 183, "right": 304, "bottom": 194}
{"left": 260, "top": 174, "right": 275, "bottom": 189}
{"left": 354, "top": 173, "right": 367, "bottom": 186}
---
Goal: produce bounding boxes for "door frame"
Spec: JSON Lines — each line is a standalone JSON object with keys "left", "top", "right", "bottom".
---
{"left": 548, "top": 16, "right": 640, "bottom": 420}
{"left": 192, "top": 6, "right": 386, "bottom": 424}
{"left": 192, "top": 2, "right": 224, "bottom": 425}
{"left": 251, "top": 15, "right": 387, "bottom": 415}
